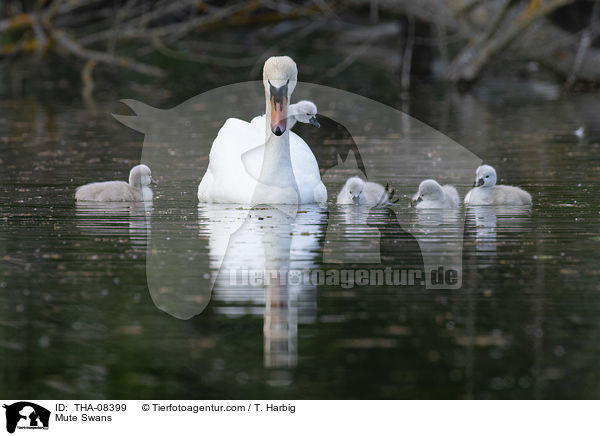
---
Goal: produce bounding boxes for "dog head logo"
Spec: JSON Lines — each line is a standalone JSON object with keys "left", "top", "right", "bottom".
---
{"left": 114, "top": 81, "right": 481, "bottom": 320}
{"left": 3, "top": 402, "right": 50, "bottom": 434}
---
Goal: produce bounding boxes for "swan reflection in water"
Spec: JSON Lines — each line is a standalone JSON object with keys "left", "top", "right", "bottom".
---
{"left": 75, "top": 201, "right": 152, "bottom": 249}
{"left": 465, "top": 205, "right": 532, "bottom": 266}
{"left": 198, "top": 204, "right": 324, "bottom": 368}
{"left": 149, "top": 200, "right": 427, "bottom": 369}
{"left": 323, "top": 204, "right": 384, "bottom": 264}
{"left": 408, "top": 207, "right": 463, "bottom": 288}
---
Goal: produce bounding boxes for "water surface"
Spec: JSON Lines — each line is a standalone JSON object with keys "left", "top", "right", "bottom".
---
{"left": 1, "top": 80, "right": 600, "bottom": 399}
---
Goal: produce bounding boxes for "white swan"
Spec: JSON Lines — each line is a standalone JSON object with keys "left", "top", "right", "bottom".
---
{"left": 336, "top": 176, "right": 389, "bottom": 206}
{"left": 75, "top": 164, "right": 154, "bottom": 202}
{"left": 197, "top": 57, "right": 326, "bottom": 205}
{"left": 464, "top": 165, "right": 532, "bottom": 206}
{"left": 410, "top": 179, "right": 459, "bottom": 208}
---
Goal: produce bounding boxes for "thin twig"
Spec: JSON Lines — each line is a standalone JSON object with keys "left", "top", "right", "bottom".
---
{"left": 401, "top": 14, "right": 415, "bottom": 95}
{"left": 79, "top": 1, "right": 254, "bottom": 45}
{"left": 53, "top": 29, "right": 166, "bottom": 77}
{"left": 151, "top": 36, "right": 258, "bottom": 67}
{"left": 566, "top": 0, "right": 600, "bottom": 87}
{"left": 82, "top": 59, "right": 97, "bottom": 108}
{"left": 449, "top": 0, "right": 575, "bottom": 82}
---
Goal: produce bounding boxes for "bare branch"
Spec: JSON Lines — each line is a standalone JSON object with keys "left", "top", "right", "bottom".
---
{"left": 52, "top": 29, "right": 166, "bottom": 77}
{"left": 448, "top": 0, "right": 576, "bottom": 82}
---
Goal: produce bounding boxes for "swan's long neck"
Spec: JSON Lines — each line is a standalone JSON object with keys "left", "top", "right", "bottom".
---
{"left": 260, "top": 98, "right": 296, "bottom": 188}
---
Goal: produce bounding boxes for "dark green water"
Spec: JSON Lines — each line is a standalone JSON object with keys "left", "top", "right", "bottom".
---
{"left": 1, "top": 75, "right": 600, "bottom": 399}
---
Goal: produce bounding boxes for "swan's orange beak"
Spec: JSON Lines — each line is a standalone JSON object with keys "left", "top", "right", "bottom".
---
{"left": 270, "top": 96, "right": 287, "bottom": 136}
{"left": 269, "top": 80, "right": 289, "bottom": 136}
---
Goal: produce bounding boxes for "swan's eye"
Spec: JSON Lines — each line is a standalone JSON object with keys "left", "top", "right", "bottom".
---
{"left": 485, "top": 175, "right": 489, "bottom": 178}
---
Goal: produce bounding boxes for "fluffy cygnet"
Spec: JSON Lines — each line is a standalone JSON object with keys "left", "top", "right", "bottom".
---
{"left": 288, "top": 100, "right": 320, "bottom": 129}
{"left": 464, "top": 164, "right": 532, "bottom": 206}
{"left": 410, "top": 179, "right": 459, "bottom": 208}
{"left": 75, "top": 164, "right": 155, "bottom": 202}
{"left": 337, "top": 176, "right": 392, "bottom": 206}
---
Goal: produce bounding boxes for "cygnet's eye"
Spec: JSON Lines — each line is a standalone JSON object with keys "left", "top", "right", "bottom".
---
{"left": 485, "top": 175, "right": 489, "bottom": 178}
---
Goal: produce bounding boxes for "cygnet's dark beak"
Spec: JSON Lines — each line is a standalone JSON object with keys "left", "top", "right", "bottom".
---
{"left": 309, "top": 116, "right": 320, "bottom": 128}
{"left": 476, "top": 178, "right": 484, "bottom": 187}
{"left": 409, "top": 196, "right": 422, "bottom": 207}
{"left": 352, "top": 195, "right": 360, "bottom": 205}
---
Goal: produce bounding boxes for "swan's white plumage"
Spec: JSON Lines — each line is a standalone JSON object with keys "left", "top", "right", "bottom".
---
{"left": 464, "top": 165, "right": 532, "bottom": 206}
{"left": 198, "top": 61, "right": 326, "bottom": 206}
{"left": 75, "top": 164, "right": 153, "bottom": 202}
{"left": 411, "top": 179, "right": 459, "bottom": 209}
{"left": 198, "top": 115, "right": 326, "bottom": 204}
{"left": 464, "top": 185, "right": 532, "bottom": 205}
{"left": 336, "top": 176, "right": 388, "bottom": 206}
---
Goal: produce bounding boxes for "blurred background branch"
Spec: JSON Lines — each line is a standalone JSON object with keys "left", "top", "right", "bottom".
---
{"left": 1, "top": 0, "right": 600, "bottom": 90}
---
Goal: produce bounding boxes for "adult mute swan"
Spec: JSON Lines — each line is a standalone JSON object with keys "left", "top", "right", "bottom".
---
{"left": 197, "top": 56, "right": 327, "bottom": 205}
{"left": 464, "top": 165, "right": 532, "bottom": 206}
{"left": 75, "top": 164, "right": 154, "bottom": 202}
{"left": 336, "top": 176, "right": 394, "bottom": 206}
{"left": 410, "top": 179, "right": 459, "bottom": 208}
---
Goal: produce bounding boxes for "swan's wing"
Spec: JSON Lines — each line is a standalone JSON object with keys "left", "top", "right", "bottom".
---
{"left": 443, "top": 185, "right": 460, "bottom": 207}
{"left": 237, "top": 116, "right": 271, "bottom": 183}
{"left": 210, "top": 118, "right": 263, "bottom": 168}
{"left": 495, "top": 185, "right": 532, "bottom": 205}
{"left": 518, "top": 187, "right": 532, "bottom": 205}
{"left": 290, "top": 132, "right": 325, "bottom": 203}
{"left": 76, "top": 181, "right": 135, "bottom": 202}
{"left": 290, "top": 132, "right": 320, "bottom": 176}
{"left": 364, "top": 181, "right": 387, "bottom": 206}
{"left": 241, "top": 145, "right": 264, "bottom": 181}
{"left": 197, "top": 167, "right": 214, "bottom": 201}
{"left": 509, "top": 186, "right": 532, "bottom": 205}
{"left": 250, "top": 114, "right": 265, "bottom": 126}
{"left": 313, "top": 182, "right": 328, "bottom": 204}
{"left": 200, "top": 117, "right": 265, "bottom": 204}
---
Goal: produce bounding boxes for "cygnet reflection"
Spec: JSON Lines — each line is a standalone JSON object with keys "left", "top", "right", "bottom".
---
{"left": 75, "top": 201, "right": 152, "bottom": 249}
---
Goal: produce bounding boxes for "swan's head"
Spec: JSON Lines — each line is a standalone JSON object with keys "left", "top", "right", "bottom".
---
{"left": 475, "top": 164, "right": 496, "bottom": 187}
{"left": 345, "top": 176, "right": 365, "bottom": 204}
{"left": 411, "top": 179, "right": 444, "bottom": 206}
{"left": 290, "top": 100, "right": 320, "bottom": 127}
{"left": 263, "top": 56, "right": 298, "bottom": 136}
{"left": 129, "top": 164, "right": 154, "bottom": 188}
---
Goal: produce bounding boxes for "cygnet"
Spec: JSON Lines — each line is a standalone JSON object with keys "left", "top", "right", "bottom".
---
{"left": 337, "top": 176, "right": 394, "bottom": 206}
{"left": 75, "top": 164, "right": 155, "bottom": 202}
{"left": 410, "top": 179, "right": 459, "bottom": 208}
{"left": 464, "top": 164, "right": 531, "bottom": 206}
